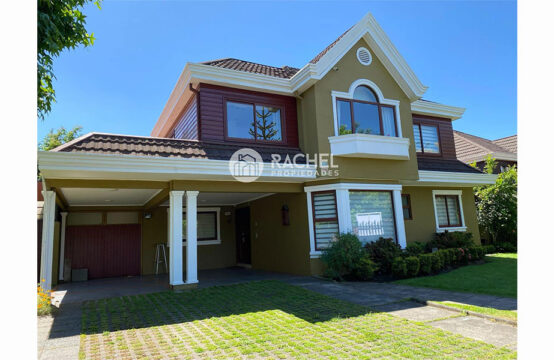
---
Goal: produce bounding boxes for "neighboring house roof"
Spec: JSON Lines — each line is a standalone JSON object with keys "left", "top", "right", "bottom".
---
{"left": 453, "top": 131, "right": 517, "bottom": 163}
{"left": 417, "top": 157, "right": 483, "bottom": 174}
{"left": 309, "top": 26, "right": 354, "bottom": 64}
{"left": 492, "top": 135, "right": 517, "bottom": 154}
{"left": 201, "top": 58, "right": 300, "bottom": 79}
{"left": 53, "top": 133, "right": 307, "bottom": 164}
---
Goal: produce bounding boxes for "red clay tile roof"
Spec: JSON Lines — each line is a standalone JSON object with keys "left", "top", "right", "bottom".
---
{"left": 309, "top": 26, "right": 353, "bottom": 64}
{"left": 417, "top": 157, "right": 483, "bottom": 174}
{"left": 201, "top": 58, "right": 300, "bottom": 79}
{"left": 53, "top": 133, "right": 307, "bottom": 163}
{"left": 492, "top": 135, "right": 517, "bottom": 154}
{"left": 454, "top": 131, "right": 517, "bottom": 163}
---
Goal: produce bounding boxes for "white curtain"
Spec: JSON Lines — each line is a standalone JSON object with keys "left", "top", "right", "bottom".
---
{"left": 381, "top": 107, "right": 396, "bottom": 137}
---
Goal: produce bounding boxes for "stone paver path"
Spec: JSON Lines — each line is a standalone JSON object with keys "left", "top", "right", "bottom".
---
{"left": 284, "top": 277, "right": 517, "bottom": 350}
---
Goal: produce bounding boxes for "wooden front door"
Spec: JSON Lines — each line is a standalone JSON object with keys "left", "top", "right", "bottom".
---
{"left": 235, "top": 207, "right": 251, "bottom": 265}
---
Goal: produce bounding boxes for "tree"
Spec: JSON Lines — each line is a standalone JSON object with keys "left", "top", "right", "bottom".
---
{"left": 483, "top": 154, "right": 498, "bottom": 174}
{"left": 249, "top": 107, "right": 280, "bottom": 140}
{"left": 39, "top": 126, "right": 83, "bottom": 151}
{"left": 38, "top": 0, "right": 101, "bottom": 119}
{"left": 474, "top": 165, "right": 517, "bottom": 244}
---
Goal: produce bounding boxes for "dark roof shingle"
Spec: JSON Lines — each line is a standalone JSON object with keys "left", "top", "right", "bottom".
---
{"left": 54, "top": 133, "right": 306, "bottom": 163}
{"left": 201, "top": 58, "right": 300, "bottom": 79}
{"left": 454, "top": 130, "right": 517, "bottom": 163}
{"left": 493, "top": 135, "right": 517, "bottom": 154}
{"left": 417, "top": 157, "right": 483, "bottom": 174}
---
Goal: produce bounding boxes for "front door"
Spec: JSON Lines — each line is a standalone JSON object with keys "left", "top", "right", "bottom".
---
{"left": 235, "top": 207, "right": 251, "bottom": 265}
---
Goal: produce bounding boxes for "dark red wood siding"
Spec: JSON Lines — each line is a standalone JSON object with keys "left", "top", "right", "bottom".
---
{"left": 172, "top": 94, "right": 198, "bottom": 140}
{"left": 412, "top": 114, "right": 457, "bottom": 159}
{"left": 65, "top": 224, "right": 141, "bottom": 279}
{"left": 197, "top": 83, "right": 299, "bottom": 147}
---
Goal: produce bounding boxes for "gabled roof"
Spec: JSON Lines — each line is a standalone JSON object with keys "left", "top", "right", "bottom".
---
{"left": 453, "top": 131, "right": 517, "bottom": 163}
{"left": 52, "top": 132, "right": 306, "bottom": 163}
{"left": 152, "top": 12, "right": 439, "bottom": 137}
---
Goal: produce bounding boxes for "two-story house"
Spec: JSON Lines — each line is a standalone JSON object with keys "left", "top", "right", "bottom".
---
{"left": 37, "top": 13, "right": 496, "bottom": 290}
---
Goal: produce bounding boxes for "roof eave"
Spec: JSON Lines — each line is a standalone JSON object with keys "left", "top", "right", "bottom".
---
{"left": 411, "top": 100, "right": 466, "bottom": 120}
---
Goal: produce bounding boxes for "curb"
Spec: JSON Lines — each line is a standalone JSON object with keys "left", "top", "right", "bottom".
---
{"left": 410, "top": 298, "right": 517, "bottom": 326}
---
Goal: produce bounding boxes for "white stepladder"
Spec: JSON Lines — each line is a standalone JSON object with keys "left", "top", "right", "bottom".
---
{"left": 154, "top": 243, "right": 168, "bottom": 275}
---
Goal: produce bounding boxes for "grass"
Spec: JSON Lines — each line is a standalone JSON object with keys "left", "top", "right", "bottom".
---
{"left": 394, "top": 253, "right": 517, "bottom": 298}
{"left": 434, "top": 301, "right": 517, "bottom": 321}
{"left": 79, "top": 280, "right": 515, "bottom": 359}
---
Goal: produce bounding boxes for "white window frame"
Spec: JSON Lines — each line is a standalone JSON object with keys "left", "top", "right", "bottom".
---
{"left": 431, "top": 190, "right": 467, "bottom": 233}
{"left": 305, "top": 183, "right": 407, "bottom": 258}
{"left": 183, "top": 207, "right": 221, "bottom": 246}
{"left": 331, "top": 79, "right": 403, "bottom": 137}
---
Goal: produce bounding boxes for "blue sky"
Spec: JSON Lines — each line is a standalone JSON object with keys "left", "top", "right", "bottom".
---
{"left": 38, "top": 0, "right": 516, "bottom": 143}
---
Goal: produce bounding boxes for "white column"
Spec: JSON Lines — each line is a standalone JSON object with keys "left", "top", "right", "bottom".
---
{"left": 392, "top": 190, "right": 407, "bottom": 249}
{"left": 169, "top": 191, "right": 184, "bottom": 286}
{"left": 335, "top": 189, "right": 352, "bottom": 234}
{"left": 58, "top": 212, "right": 68, "bottom": 281}
{"left": 185, "top": 191, "right": 199, "bottom": 284}
{"left": 40, "top": 191, "right": 56, "bottom": 290}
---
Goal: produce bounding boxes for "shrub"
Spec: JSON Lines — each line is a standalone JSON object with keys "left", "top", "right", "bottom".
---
{"left": 321, "top": 233, "right": 370, "bottom": 281}
{"left": 430, "top": 252, "right": 442, "bottom": 273}
{"left": 483, "top": 244, "right": 496, "bottom": 254}
{"left": 352, "top": 253, "right": 377, "bottom": 281}
{"left": 437, "top": 249, "right": 450, "bottom": 267}
{"left": 495, "top": 242, "right": 517, "bottom": 253}
{"left": 391, "top": 257, "right": 407, "bottom": 278}
{"left": 418, "top": 254, "right": 433, "bottom": 275}
{"left": 405, "top": 256, "right": 420, "bottom": 277}
{"left": 365, "top": 237, "right": 402, "bottom": 275}
{"left": 456, "top": 248, "right": 470, "bottom": 265}
{"left": 405, "top": 242, "right": 426, "bottom": 256}
{"left": 426, "top": 231, "right": 475, "bottom": 251}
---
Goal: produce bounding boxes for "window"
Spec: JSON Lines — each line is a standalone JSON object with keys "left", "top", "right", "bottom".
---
{"left": 337, "top": 85, "right": 397, "bottom": 137}
{"left": 434, "top": 195, "right": 462, "bottom": 227}
{"left": 312, "top": 191, "right": 339, "bottom": 250}
{"left": 182, "top": 210, "right": 220, "bottom": 244}
{"left": 401, "top": 194, "right": 412, "bottom": 220}
{"left": 413, "top": 123, "right": 440, "bottom": 154}
{"left": 226, "top": 101, "right": 283, "bottom": 142}
{"left": 349, "top": 191, "right": 397, "bottom": 244}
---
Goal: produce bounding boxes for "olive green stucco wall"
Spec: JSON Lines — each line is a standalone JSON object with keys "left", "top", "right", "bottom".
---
{"left": 402, "top": 186, "right": 481, "bottom": 245}
{"left": 141, "top": 206, "right": 237, "bottom": 275}
{"left": 249, "top": 193, "right": 312, "bottom": 276}
{"left": 298, "top": 38, "right": 419, "bottom": 182}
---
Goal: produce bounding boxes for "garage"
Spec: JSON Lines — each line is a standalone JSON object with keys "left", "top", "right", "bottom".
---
{"left": 65, "top": 224, "right": 141, "bottom": 279}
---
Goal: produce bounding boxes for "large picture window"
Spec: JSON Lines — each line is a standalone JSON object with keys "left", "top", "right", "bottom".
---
{"left": 413, "top": 123, "right": 440, "bottom": 154}
{"left": 311, "top": 191, "right": 339, "bottom": 250}
{"left": 182, "top": 210, "right": 220, "bottom": 244}
{"left": 226, "top": 100, "right": 283, "bottom": 142}
{"left": 349, "top": 190, "right": 397, "bottom": 244}
{"left": 337, "top": 85, "right": 397, "bottom": 137}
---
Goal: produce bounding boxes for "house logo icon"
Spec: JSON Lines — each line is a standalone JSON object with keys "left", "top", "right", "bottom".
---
{"left": 229, "top": 148, "right": 264, "bottom": 183}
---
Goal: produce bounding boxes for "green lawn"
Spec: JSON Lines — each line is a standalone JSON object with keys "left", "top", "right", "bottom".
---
{"left": 80, "top": 280, "right": 515, "bottom": 359}
{"left": 395, "top": 253, "right": 517, "bottom": 298}
{"left": 434, "top": 301, "right": 517, "bottom": 321}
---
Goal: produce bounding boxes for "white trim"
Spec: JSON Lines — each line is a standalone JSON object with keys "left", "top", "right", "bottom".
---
{"left": 182, "top": 207, "right": 221, "bottom": 246}
{"left": 431, "top": 189, "right": 467, "bottom": 233}
{"left": 462, "top": 152, "right": 518, "bottom": 163}
{"left": 58, "top": 212, "right": 68, "bottom": 281}
{"left": 40, "top": 191, "right": 56, "bottom": 290}
{"left": 152, "top": 12, "right": 428, "bottom": 137}
{"left": 328, "top": 134, "right": 410, "bottom": 160}
{"left": 185, "top": 191, "right": 199, "bottom": 284}
{"left": 406, "top": 170, "right": 497, "bottom": 186}
{"left": 38, "top": 151, "right": 317, "bottom": 183}
{"left": 331, "top": 78, "right": 403, "bottom": 138}
{"left": 411, "top": 100, "right": 465, "bottom": 120}
{"left": 169, "top": 191, "right": 185, "bottom": 286}
{"left": 305, "top": 183, "right": 407, "bottom": 257}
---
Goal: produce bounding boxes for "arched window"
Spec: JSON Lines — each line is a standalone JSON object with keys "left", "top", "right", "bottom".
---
{"left": 336, "top": 85, "right": 397, "bottom": 137}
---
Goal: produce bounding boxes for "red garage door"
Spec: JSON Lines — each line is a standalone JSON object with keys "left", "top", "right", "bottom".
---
{"left": 65, "top": 224, "right": 141, "bottom": 279}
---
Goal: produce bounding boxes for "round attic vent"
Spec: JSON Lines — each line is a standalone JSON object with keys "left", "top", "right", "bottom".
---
{"left": 356, "top": 47, "right": 372, "bottom": 66}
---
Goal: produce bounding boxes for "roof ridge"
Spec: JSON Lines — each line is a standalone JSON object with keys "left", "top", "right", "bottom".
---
{"left": 493, "top": 134, "right": 517, "bottom": 141}
{"left": 202, "top": 57, "right": 300, "bottom": 71}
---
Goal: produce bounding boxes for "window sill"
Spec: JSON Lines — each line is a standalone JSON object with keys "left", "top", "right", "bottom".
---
{"left": 310, "top": 251, "right": 322, "bottom": 258}
{"left": 435, "top": 226, "right": 467, "bottom": 233}
{"left": 182, "top": 240, "right": 221, "bottom": 246}
{"left": 329, "top": 134, "right": 410, "bottom": 160}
